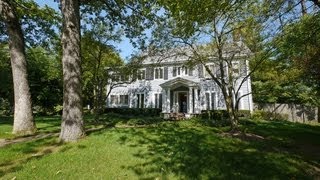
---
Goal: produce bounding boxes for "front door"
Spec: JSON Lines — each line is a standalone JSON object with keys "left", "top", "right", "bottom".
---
{"left": 178, "top": 92, "right": 188, "bottom": 113}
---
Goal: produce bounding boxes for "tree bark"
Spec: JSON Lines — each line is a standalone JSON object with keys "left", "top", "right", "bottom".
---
{"left": 0, "top": 0, "right": 36, "bottom": 135}
{"left": 59, "top": 0, "right": 85, "bottom": 142}
{"left": 301, "top": 0, "right": 307, "bottom": 15}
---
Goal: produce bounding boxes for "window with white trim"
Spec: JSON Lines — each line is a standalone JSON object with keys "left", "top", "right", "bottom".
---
{"left": 205, "top": 92, "right": 216, "bottom": 110}
{"left": 154, "top": 68, "right": 164, "bottom": 79}
{"left": 204, "top": 64, "right": 215, "bottom": 78}
{"left": 136, "top": 93, "right": 145, "bottom": 108}
{"left": 205, "top": 93, "right": 210, "bottom": 110}
{"left": 137, "top": 69, "right": 146, "bottom": 80}
{"left": 154, "top": 93, "right": 162, "bottom": 108}
{"left": 182, "top": 66, "right": 188, "bottom": 75}
{"left": 110, "top": 95, "right": 118, "bottom": 105}
{"left": 232, "top": 62, "right": 240, "bottom": 77}
{"left": 120, "top": 95, "right": 129, "bottom": 105}
{"left": 173, "top": 66, "right": 181, "bottom": 77}
{"left": 173, "top": 66, "right": 190, "bottom": 77}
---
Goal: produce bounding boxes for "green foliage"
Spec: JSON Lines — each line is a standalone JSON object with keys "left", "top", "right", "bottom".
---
{"left": 276, "top": 13, "right": 320, "bottom": 106}
{"left": 251, "top": 110, "right": 289, "bottom": 121}
{"left": 26, "top": 47, "right": 62, "bottom": 115}
{"left": 253, "top": 13, "right": 320, "bottom": 106}
{"left": 200, "top": 110, "right": 230, "bottom": 127}
{"left": 0, "top": 0, "right": 60, "bottom": 48}
{"left": 104, "top": 108, "right": 162, "bottom": 117}
{"left": 238, "top": 110, "right": 251, "bottom": 118}
{"left": 81, "top": 32, "right": 124, "bottom": 109}
{"left": 0, "top": 43, "right": 13, "bottom": 114}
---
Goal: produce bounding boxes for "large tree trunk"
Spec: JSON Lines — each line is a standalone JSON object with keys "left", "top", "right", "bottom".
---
{"left": 0, "top": 0, "right": 36, "bottom": 135}
{"left": 59, "top": 0, "right": 85, "bottom": 142}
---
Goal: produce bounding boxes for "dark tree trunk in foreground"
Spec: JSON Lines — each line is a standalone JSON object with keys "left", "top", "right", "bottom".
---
{"left": 59, "top": 0, "right": 85, "bottom": 142}
{"left": 0, "top": 0, "right": 36, "bottom": 135}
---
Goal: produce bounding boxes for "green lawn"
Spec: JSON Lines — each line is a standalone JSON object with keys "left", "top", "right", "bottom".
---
{"left": 0, "top": 114, "right": 320, "bottom": 179}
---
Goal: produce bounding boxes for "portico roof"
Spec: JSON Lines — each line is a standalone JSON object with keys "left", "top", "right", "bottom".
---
{"left": 159, "top": 77, "right": 199, "bottom": 89}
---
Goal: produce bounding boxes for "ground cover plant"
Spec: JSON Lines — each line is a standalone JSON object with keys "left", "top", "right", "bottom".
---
{"left": 0, "top": 114, "right": 319, "bottom": 179}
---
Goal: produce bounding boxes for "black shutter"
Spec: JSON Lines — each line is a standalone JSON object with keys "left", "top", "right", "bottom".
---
{"left": 198, "top": 64, "right": 203, "bottom": 78}
{"left": 150, "top": 67, "right": 154, "bottom": 80}
{"left": 173, "top": 67, "right": 177, "bottom": 77}
{"left": 146, "top": 67, "right": 150, "bottom": 80}
{"left": 164, "top": 66, "right": 168, "bottom": 80}
{"left": 189, "top": 67, "right": 193, "bottom": 76}
{"left": 146, "top": 67, "right": 154, "bottom": 80}
{"left": 159, "top": 94, "right": 162, "bottom": 108}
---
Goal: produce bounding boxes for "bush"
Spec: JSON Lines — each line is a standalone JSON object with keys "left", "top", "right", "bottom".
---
{"left": 237, "top": 110, "right": 251, "bottom": 118}
{"left": 201, "top": 110, "right": 229, "bottom": 120}
{"left": 104, "top": 108, "right": 162, "bottom": 117}
{"left": 0, "top": 98, "right": 12, "bottom": 116}
{"left": 199, "top": 110, "right": 230, "bottom": 127}
{"left": 251, "top": 110, "right": 288, "bottom": 121}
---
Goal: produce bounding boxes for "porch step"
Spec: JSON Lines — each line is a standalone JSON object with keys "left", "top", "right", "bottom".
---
{"left": 169, "top": 113, "right": 186, "bottom": 121}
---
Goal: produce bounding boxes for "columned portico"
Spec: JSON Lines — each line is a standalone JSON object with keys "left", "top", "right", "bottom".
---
{"left": 159, "top": 77, "right": 200, "bottom": 119}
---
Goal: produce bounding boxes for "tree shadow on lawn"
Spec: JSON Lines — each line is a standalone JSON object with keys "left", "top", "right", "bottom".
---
{"left": 117, "top": 122, "right": 320, "bottom": 179}
{"left": 85, "top": 113, "right": 164, "bottom": 129}
{"left": 0, "top": 137, "right": 63, "bottom": 177}
{"left": 241, "top": 119, "right": 320, "bottom": 163}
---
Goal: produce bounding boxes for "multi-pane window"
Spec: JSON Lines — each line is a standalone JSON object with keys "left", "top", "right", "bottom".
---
{"left": 182, "top": 66, "right": 188, "bottom": 75}
{"left": 137, "top": 70, "right": 146, "bottom": 80}
{"left": 137, "top": 93, "right": 145, "bottom": 108}
{"left": 120, "top": 95, "right": 129, "bottom": 105}
{"left": 204, "top": 64, "right": 215, "bottom": 78}
{"left": 211, "top": 93, "right": 215, "bottom": 110}
{"left": 110, "top": 95, "right": 118, "bottom": 105}
{"left": 173, "top": 66, "right": 187, "bottom": 77}
{"left": 110, "top": 95, "right": 129, "bottom": 106}
{"left": 154, "top": 93, "right": 162, "bottom": 108}
{"left": 205, "top": 92, "right": 216, "bottom": 110}
{"left": 232, "top": 62, "right": 240, "bottom": 77}
{"left": 206, "top": 93, "right": 210, "bottom": 110}
{"left": 154, "top": 68, "right": 164, "bottom": 79}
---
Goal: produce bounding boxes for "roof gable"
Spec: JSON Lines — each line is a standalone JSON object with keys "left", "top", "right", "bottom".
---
{"left": 160, "top": 77, "right": 199, "bottom": 89}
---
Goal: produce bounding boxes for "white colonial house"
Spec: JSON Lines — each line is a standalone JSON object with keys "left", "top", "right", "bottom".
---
{"left": 106, "top": 47, "right": 254, "bottom": 119}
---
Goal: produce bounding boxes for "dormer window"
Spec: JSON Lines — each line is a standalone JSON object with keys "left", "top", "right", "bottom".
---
{"left": 154, "top": 67, "right": 164, "bottom": 79}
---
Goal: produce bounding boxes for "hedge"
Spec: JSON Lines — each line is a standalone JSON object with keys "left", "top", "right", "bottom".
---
{"left": 104, "top": 108, "right": 162, "bottom": 117}
{"left": 201, "top": 110, "right": 251, "bottom": 120}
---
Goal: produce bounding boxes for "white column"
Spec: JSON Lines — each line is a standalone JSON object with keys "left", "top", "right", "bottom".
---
{"left": 209, "top": 93, "right": 212, "bottom": 110}
{"left": 194, "top": 87, "right": 199, "bottom": 113}
{"left": 167, "top": 88, "right": 171, "bottom": 113}
{"left": 162, "top": 89, "right": 166, "bottom": 113}
{"left": 188, "top": 87, "right": 193, "bottom": 114}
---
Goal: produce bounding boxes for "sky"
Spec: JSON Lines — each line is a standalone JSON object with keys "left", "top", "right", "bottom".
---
{"left": 35, "top": 0, "right": 135, "bottom": 60}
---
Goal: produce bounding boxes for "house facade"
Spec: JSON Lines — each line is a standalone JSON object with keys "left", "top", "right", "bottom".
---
{"left": 106, "top": 51, "right": 254, "bottom": 118}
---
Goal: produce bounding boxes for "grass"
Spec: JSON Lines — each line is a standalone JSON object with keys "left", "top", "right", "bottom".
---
{"left": 0, "top": 114, "right": 320, "bottom": 179}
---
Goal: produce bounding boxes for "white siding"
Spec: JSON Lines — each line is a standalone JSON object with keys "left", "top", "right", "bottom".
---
{"left": 107, "top": 61, "right": 253, "bottom": 113}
